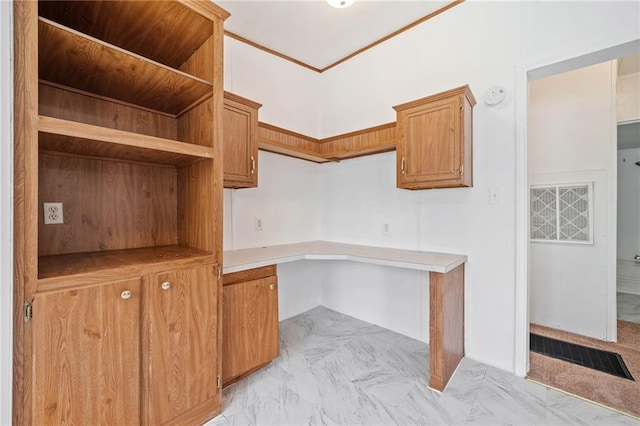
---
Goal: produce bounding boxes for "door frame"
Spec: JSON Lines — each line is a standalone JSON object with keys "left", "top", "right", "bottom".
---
{"left": 514, "top": 39, "right": 640, "bottom": 376}
{"left": 0, "top": 1, "right": 14, "bottom": 423}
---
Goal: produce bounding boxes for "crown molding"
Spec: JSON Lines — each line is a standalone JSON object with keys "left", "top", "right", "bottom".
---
{"left": 224, "top": 0, "right": 465, "bottom": 74}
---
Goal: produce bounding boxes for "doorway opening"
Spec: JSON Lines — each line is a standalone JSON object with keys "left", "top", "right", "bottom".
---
{"left": 521, "top": 46, "right": 640, "bottom": 417}
{"left": 616, "top": 54, "right": 640, "bottom": 324}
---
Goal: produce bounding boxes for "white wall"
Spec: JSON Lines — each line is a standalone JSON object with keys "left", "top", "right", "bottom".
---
{"left": 617, "top": 72, "right": 640, "bottom": 123}
{"left": 224, "top": 0, "right": 639, "bottom": 372}
{"left": 617, "top": 148, "right": 640, "bottom": 295}
{"left": 321, "top": 152, "right": 420, "bottom": 248}
{"left": 277, "top": 261, "right": 326, "bottom": 321}
{"left": 0, "top": 1, "right": 12, "bottom": 423}
{"left": 524, "top": 2, "right": 640, "bottom": 73}
{"left": 224, "top": 37, "right": 320, "bottom": 136}
{"left": 321, "top": 261, "right": 429, "bottom": 342}
{"left": 320, "top": 153, "right": 427, "bottom": 342}
{"left": 318, "top": 0, "right": 522, "bottom": 371}
{"left": 224, "top": 151, "right": 322, "bottom": 250}
{"left": 528, "top": 62, "right": 616, "bottom": 340}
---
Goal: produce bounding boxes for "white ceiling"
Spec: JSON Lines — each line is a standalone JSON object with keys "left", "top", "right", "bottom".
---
{"left": 217, "top": 0, "right": 455, "bottom": 70}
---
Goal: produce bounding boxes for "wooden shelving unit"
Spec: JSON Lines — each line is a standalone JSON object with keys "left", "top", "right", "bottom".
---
{"left": 14, "top": 1, "right": 229, "bottom": 425}
{"left": 39, "top": 18, "right": 213, "bottom": 116}
{"left": 38, "top": 245, "right": 214, "bottom": 288}
{"left": 255, "top": 120, "right": 396, "bottom": 164}
{"left": 39, "top": 116, "right": 214, "bottom": 166}
{"left": 38, "top": 0, "right": 215, "bottom": 71}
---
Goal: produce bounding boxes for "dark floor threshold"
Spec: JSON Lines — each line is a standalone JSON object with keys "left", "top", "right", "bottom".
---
{"left": 530, "top": 333, "right": 634, "bottom": 380}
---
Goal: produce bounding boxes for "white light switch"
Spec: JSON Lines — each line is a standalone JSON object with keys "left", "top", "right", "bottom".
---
{"left": 489, "top": 186, "right": 503, "bottom": 205}
{"left": 255, "top": 216, "right": 263, "bottom": 231}
{"left": 382, "top": 222, "right": 391, "bottom": 235}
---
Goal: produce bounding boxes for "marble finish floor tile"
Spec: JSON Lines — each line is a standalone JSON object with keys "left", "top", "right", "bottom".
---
{"left": 466, "top": 366, "right": 548, "bottom": 425}
{"left": 205, "top": 306, "right": 640, "bottom": 426}
{"left": 546, "top": 389, "right": 640, "bottom": 426}
{"left": 618, "top": 292, "right": 640, "bottom": 323}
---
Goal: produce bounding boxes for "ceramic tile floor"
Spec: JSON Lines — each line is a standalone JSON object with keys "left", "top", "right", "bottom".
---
{"left": 618, "top": 292, "right": 640, "bottom": 323}
{"left": 206, "top": 306, "right": 640, "bottom": 426}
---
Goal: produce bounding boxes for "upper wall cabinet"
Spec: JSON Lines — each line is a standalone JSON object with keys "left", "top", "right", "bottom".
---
{"left": 394, "top": 86, "right": 476, "bottom": 190}
{"left": 224, "top": 92, "right": 262, "bottom": 188}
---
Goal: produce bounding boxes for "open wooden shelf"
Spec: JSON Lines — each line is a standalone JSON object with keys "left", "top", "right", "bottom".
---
{"left": 252, "top": 118, "right": 398, "bottom": 164}
{"left": 38, "top": 18, "right": 213, "bottom": 116}
{"left": 38, "top": 1, "right": 222, "bottom": 70}
{"left": 320, "top": 122, "right": 397, "bottom": 160}
{"left": 38, "top": 245, "right": 214, "bottom": 286}
{"left": 38, "top": 116, "right": 214, "bottom": 166}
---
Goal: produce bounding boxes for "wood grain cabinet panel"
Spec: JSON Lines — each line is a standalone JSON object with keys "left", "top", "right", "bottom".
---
{"left": 147, "top": 265, "right": 219, "bottom": 426}
{"left": 223, "top": 92, "right": 261, "bottom": 188}
{"left": 394, "top": 85, "right": 475, "bottom": 190}
{"left": 222, "top": 269, "right": 279, "bottom": 386}
{"left": 429, "top": 264, "right": 465, "bottom": 392}
{"left": 14, "top": 1, "right": 227, "bottom": 424}
{"left": 32, "top": 277, "right": 142, "bottom": 425}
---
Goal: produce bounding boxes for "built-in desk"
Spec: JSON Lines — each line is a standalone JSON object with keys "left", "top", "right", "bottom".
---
{"left": 223, "top": 241, "right": 467, "bottom": 392}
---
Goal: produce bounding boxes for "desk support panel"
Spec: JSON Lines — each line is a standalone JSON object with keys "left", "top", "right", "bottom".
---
{"left": 429, "top": 264, "right": 465, "bottom": 391}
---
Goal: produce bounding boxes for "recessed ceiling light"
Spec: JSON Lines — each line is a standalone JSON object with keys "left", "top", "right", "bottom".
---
{"left": 326, "top": 0, "right": 355, "bottom": 9}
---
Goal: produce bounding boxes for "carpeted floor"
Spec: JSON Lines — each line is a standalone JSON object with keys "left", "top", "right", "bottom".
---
{"left": 528, "top": 321, "right": 640, "bottom": 419}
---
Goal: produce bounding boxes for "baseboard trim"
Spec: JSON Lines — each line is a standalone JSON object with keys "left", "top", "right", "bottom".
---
{"left": 617, "top": 286, "right": 640, "bottom": 296}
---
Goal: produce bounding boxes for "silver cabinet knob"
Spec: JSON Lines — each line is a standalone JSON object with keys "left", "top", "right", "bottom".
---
{"left": 269, "top": 284, "right": 275, "bottom": 290}
{"left": 161, "top": 281, "right": 171, "bottom": 290}
{"left": 121, "top": 290, "right": 132, "bottom": 300}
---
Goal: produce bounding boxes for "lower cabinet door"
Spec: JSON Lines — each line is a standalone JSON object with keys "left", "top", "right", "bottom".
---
{"left": 32, "top": 277, "right": 142, "bottom": 426}
{"left": 146, "top": 264, "right": 219, "bottom": 426}
{"left": 222, "top": 275, "right": 279, "bottom": 385}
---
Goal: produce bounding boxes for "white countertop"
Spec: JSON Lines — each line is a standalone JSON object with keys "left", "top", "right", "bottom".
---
{"left": 223, "top": 241, "right": 467, "bottom": 274}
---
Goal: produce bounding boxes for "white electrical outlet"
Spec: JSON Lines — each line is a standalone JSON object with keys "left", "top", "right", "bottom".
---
{"left": 44, "top": 202, "right": 64, "bottom": 224}
{"left": 255, "top": 216, "right": 263, "bottom": 231}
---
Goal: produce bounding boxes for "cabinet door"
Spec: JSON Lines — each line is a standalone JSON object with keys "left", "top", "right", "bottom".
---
{"left": 222, "top": 276, "right": 279, "bottom": 385}
{"left": 223, "top": 96, "right": 259, "bottom": 188}
{"left": 146, "top": 265, "right": 218, "bottom": 426}
{"left": 397, "top": 95, "right": 462, "bottom": 189}
{"left": 32, "top": 278, "right": 142, "bottom": 425}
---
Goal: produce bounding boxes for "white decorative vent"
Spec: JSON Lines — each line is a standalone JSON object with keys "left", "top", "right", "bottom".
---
{"left": 530, "top": 188, "right": 557, "bottom": 240}
{"left": 530, "top": 183, "right": 592, "bottom": 244}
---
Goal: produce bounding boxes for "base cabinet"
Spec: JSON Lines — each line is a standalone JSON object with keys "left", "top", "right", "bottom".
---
{"left": 33, "top": 277, "right": 142, "bottom": 425}
{"left": 30, "top": 264, "right": 219, "bottom": 426}
{"left": 222, "top": 266, "right": 279, "bottom": 386}
{"left": 146, "top": 265, "right": 219, "bottom": 425}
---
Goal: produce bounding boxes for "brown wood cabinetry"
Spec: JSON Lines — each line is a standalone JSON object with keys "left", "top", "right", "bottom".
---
{"left": 222, "top": 266, "right": 279, "bottom": 386}
{"left": 224, "top": 92, "right": 262, "bottom": 188}
{"left": 147, "top": 265, "right": 219, "bottom": 425}
{"left": 32, "top": 278, "right": 142, "bottom": 425}
{"left": 394, "top": 85, "right": 476, "bottom": 190}
{"left": 13, "top": 1, "right": 228, "bottom": 424}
